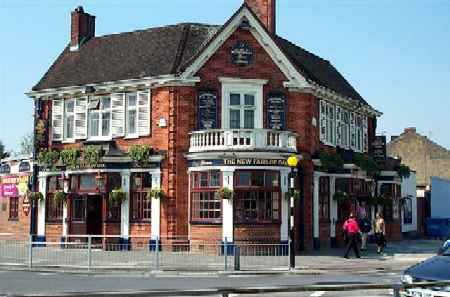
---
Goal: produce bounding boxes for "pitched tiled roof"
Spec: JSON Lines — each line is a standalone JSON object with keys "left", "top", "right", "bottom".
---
{"left": 275, "top": 36, "right": 367, "bottom": 104}
{"left": 33, "top": 20, "right": 368, "bottom": 107}
{"left": 33, "top": 23, "right": 220, "bottom": 91}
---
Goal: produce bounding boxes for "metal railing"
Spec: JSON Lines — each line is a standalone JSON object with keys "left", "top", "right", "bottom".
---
{"left": 7, "top": 281, "right": 450, "bottom": 297}
{"left": 0, "top": 235, "right": 289, "bottom": 272}
{"left": 189, "top": 129, "right": 297, "bottom": 153}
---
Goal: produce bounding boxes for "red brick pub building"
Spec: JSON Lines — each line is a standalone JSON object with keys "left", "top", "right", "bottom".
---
{"left": 24, "top": 0, "right": 403, "bottom": 251}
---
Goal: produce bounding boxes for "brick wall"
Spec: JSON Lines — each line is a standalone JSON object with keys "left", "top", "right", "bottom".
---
{"left": 0, "top": 196, "right": 30, "bottom": 240}
{"left": 45, "top": 223, "right": 62, "bottom": 242}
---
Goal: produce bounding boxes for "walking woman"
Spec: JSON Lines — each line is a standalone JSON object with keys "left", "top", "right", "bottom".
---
{"left": 374, "top": 212, "right": 386, "bottom": 254}
{"left": 343, "top": 213, "right": 361, "bottom": 258}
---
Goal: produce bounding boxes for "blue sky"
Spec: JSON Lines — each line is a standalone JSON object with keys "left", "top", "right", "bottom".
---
{"left": 1, "top": 0, "right": 449, "bottom": 152}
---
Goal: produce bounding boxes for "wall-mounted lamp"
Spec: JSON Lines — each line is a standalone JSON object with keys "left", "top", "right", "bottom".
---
{"left": 158, "top": 117, "right": 167, "bottom": 128}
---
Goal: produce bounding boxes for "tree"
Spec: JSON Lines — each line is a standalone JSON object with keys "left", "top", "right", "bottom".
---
{"left": 0, "top": 140, "right": 10, "bottom": 159}
{"left": 18, "top": 133, "right": 33, "bottom": 156}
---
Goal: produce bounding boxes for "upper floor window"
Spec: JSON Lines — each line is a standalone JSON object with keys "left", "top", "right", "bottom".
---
{"left": 219, "top": 78, "right": 265, "bottom": 130}
{"left": 89, "top": 96, "right": 111, "bottom": 138}
{"left": 229, "top": 93, "right": 256, "bottom": 129}
{"left": 64, "top": 99, "right": 75, "bottom": 140}
{"left": 320, "top": 100, "right": 368, "bottom": 153}
{"left": 51, "top": 91, "right": 150, "bottom": 142}
{"left": 126, "top": 93, "right": 138, "bottom": 136}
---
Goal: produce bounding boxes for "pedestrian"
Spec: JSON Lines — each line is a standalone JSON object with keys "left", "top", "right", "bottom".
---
{"left": 373, "top": 212, "right": 386, "bottom": 254}
{"left": 358, "top": 213, "right": 371, "bottom": 251}
{"left": 343, "top": 213, "right": 361, "bottom": 259}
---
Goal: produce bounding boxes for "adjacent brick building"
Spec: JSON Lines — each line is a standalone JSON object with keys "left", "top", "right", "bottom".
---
{"left": 19, "top": 0, "right": 409, "bottom": 251}
{"left": 387, "top": 127, "right": 450, "bottom": 234}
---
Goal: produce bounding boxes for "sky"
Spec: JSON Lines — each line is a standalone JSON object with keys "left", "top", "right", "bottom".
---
{"left": 0, "top": 0, "right": 449, "bottom": 153}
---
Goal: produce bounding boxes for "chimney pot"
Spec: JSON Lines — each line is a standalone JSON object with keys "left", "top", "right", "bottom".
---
{"left": 244, "top": 0, "right": 276, "bottom": 34}
{"left": 70, "top": 6, "right": 95, "bottom": 51}
{"left": 404, "top": 127, "right": 417, "bottom": 134}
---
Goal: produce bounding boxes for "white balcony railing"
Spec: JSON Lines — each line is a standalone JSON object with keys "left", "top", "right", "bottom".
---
{"left": 189, "top": 129, "right": 297, "bottom": 153}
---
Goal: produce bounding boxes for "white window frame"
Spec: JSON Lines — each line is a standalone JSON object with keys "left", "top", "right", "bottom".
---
{"left": 63, "top": 99, "right": 75, "bottom": 143}
{"left": 219, "top": 77, "right": 267, "bottom": 129}
{"left": 125, "top": 93, "right": 139, "bottom": 139}
{"left": 319, "top": 99, "right": 368, "bottom": 153}
{"left": 88, "top": 96, "right": 112, "bottom": 141}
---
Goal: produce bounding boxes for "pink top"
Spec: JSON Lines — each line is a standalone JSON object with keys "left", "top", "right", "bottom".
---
{"left": 343, "top": 218, "right": 360, "bottom": 234}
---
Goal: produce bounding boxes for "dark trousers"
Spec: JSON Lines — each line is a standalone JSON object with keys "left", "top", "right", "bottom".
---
{"left": 344, "top": 233, "right": 360, "bottom": 258}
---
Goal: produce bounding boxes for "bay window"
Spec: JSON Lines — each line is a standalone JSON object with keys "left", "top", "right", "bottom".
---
{"left": 234, "top": 171, "right": 280, "bottom": 224}
{"left": 190, "top": 171, "right": 222, "bottom": 223}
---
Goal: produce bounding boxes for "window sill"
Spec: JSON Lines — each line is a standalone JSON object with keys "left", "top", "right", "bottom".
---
{"left": 190, "top": 220, "right": 222, "bottom": 225}
{"left": 124, "top": 135, "right": 139, "bottom": 139}
{"left": 8, "top": 218, "right": 19, "bottom": 222}
{"left": 234, "top": 221, "right": 281, "bottom": 225}
{"left": 130, "top": 221, "right": 151, "bottom": 225}
{"left": 87, "top": 137, "right": 112, "bottom": 142}
{"left": 46, "top": 220, "right": 63, "bottom": 224}
{"left": 62, "top": 139, "right": 76, "bottom": 144}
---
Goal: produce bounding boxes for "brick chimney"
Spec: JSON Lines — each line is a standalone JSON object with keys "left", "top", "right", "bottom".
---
{"left": 404, "top": 127, "right": 417, "bottom": 134}
{"left": 70, "top": 6, "right": 95, "bottom": 51}
{"left": 245, "top": 0, "right": 276, "bottom": 34}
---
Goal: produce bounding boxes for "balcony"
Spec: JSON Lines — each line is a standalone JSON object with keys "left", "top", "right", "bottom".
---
{"left": 189, "top": 129, "right": 297, "bottom": 153}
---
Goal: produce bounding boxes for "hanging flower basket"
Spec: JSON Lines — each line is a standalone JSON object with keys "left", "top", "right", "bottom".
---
{"left": 216, "top": 187, "right": 233, "bottom": 200}
{"left": 54, "top": 190, "right": 67, "bottom": 205}
{"left": 146, "top": 188, "right": 165, "bottom": 200}
{"left": 285, "top": 190, "right": 301, "bottom": 200}
{"left": 129, "top": 145, "right": 153, "bottom": 167}
{"left": 109, "top": 188, "right": 127, "bottom": 205}
{"left": 28, "top": 191, "right": 44, "bottom": 202}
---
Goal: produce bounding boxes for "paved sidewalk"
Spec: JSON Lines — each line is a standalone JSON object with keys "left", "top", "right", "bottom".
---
{"left": 293, "top": 240, "right": 442, "bottom": 274}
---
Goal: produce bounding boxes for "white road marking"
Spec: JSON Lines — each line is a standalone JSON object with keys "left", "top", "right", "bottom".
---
{"left": 310, "top": 291, "right": 325, "bottom": 297}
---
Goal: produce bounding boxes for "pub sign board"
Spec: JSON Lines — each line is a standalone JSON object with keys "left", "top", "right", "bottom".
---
{"left": 189, "top": 158, "right": 289, "bottom": 167}
{"left": 231, "top": 41, "right": 254, "bottom": 66}
{"left": 267, "top": 93, "right": 286, "bottom": 130}
{"left": 197, "top": 91, "right": 218, "bottom": 130}
{"left": 373, "top": 136, "right": 387, "bottom": 160}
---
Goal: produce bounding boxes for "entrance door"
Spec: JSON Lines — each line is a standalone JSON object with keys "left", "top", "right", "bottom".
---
{"left": 86, "top": 195, "right": 103, "bottom": 236}
{"left": 319, "top": 177, "right": 331, "bottom": 248}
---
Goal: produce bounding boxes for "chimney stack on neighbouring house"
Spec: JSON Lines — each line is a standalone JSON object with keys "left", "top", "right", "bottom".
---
{"left": 70, "top": 6, "right": 95, "bottom": 51}
{"left": 244, "top": 0, "right": 276, "bottom": 34}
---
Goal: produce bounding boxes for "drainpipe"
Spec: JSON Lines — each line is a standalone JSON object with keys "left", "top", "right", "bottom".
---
{"left": 29, "top": 99, "right": 40, "bottom": 238}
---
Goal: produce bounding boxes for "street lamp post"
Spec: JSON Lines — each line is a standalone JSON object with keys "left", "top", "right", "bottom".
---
{"left": 287, "top": 154, "right": 298, "bottom": 270}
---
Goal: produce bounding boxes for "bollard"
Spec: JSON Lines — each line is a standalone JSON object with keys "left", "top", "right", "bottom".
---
{"left": 234, "top": 246, "right": 240, "bottom": 271}
{"left": 155, "top": 236, "right": 160, "bottom": 271}
{"left": 87, "top": 236, "right": 92, "bottom": 272}
{"left": 224, "top": 238, "right": 228, "bottom": 272}
{"left": 28, "top": 235, "right": 33, "bottom": 270}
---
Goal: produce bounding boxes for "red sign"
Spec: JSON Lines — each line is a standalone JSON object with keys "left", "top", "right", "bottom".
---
{"left": 22, "top": 195, "right": 30, "bottom": 216}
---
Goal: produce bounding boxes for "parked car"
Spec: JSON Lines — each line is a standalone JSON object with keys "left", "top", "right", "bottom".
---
{"left": 401, "top": 240, "right": 450, "bottom": 297}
